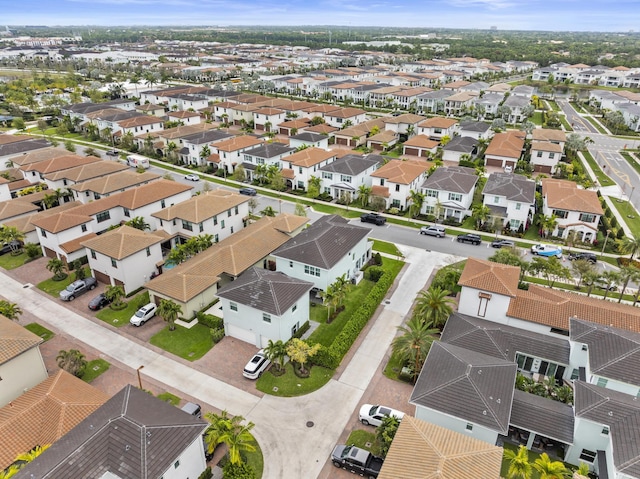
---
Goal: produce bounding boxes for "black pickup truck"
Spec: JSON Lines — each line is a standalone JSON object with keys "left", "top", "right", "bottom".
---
{"left": 331, "top": 444, "right": 384, "bottom": 479}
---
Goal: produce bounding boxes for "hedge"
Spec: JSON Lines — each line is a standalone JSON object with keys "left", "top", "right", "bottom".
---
{"left": 197, "top": 312, "right": 223, "bottom": 329}
{"left": 310, "top": 271, "right": 394, "bottom": 369}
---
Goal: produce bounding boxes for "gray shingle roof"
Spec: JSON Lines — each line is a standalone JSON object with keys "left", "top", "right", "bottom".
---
{"left": 290, "top": 132, "right": 326, "bottom": 143}
{"left": 510, "top": 389, "right": 574, "bottom": 444}
{"left": 273, "top": 214, "right": 369, "bottom": 269}
{"left": 216, "top": 267, "right": 313, "bottom": 316}
{"left": 444, "top": 135, "right": 478, "bottom": 153}
{"left": 441, "top": 313, "right": 570, "bottom": 366}
{"left": 410, "top": 342, "right": 517, "bottom": 435}
{"left": 421, "top": 166, "right": 478, "bottom": 194}
{"left": 182, "top": 129, "right": 234, "bottom": 145}
{"left": 459, "top": 120, "right": 492, "bottom": 133}
{"left": 0, "top": 138, "right": 51, "bottom": 158}
{"left": 570, "top": 317, "right": 640, "bottom": 387}
{"left": 244, "top": 142, "right": 295, "bottom": 159}
{"left": 482, "top": 172, "right": 536, "bottom": 203}
{"left": 16, "top": 385, "right": 207, "bottom": 479}
{"left": 575, "top": 381, "right": 640, "bottom": 478}
{"left": 318, "top": 154, "right": 380, "bottom": 176}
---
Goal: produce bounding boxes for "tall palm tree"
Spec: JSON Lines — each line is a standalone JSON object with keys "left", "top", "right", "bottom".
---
{"left": 263, "top": 339, "right": 287, "bottom": 372}
{"left": 357, "top": 184, "right": 372, "bottom": 208}
{"left": 471, "top": 203, "right": 491, "bottom": 230}
{"left": 533, "top": 452, "right": 569, "bottom": 479}
{"left": 332, "top": 274, "right": 350, "bottom": 311}
{"left": 125, "top": 216, "right": 150, "bottom": 231}
{"left": 46, "top": 257, "right": 67, "bottom": 280}
{"left": 539, "top": 214, "right": 558, "bottom": 238}
{"left": 104, "top": 285, "right": 125, "bottom": 308}
{"left": 220, "top": 420, "right": 256, "bottom": 465}
{"left": 199, "top": 145, "right": 211, "bottom": 164}
{"left": 204, "top": 410, "right": 239, "bottom": 454}
{"left": 618, "top": 265, "right": 640, "bottom": 302}
{"left": 260, "top": 206, "right": 276, "bottom": 217}
{"left": 391, "top": 316, "right": 439, "bottom": 383}
{"left": 412, "top": 286, "right": 455, "bottom": 329}
{"left": 319, "top": 284, "right": 338, "bottom": 322}
{"left": 601, "top": 270, "right": 621, "bottom": 300}
{"left": 0, "top": 300, "right": 22, "bottom": 321}
{"left": 56, "top": 349, "right": 87, "bottom": 377}
{"left": 408, "top": 190, "right": 425, "bottom": 218}
{"left": 504, "top": 445, "right": 533, "bottom": 479}
{"left": 157, "top": 299, "right": 182, "bottom": 331}
{"left": 617, "top": 233, "right": 640, "bottom": 259}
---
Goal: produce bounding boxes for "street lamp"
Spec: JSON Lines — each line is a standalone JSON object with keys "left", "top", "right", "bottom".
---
{"left": 136, "top": 365, "right": 145, "bottom": 390}
{"left": 601, "top": 229, "right": 611, "bottom": 258}
{"left": 629, "top": 185, "right": 636, "bottom": 205}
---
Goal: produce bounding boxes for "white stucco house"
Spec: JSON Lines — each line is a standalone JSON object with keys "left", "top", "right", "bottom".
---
{"left": 420, "top": 166, "right": 478, "bottom": 221}
{"left": 482, "top": 172, "right": 535, "bottom": 231}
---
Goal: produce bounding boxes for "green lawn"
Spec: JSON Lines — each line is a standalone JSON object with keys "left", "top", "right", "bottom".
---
{"left": 255, "top": 361, "right": 333, "bottom": 397}
{"left": 559, "top": 115, "right": 573, "bottom": 132}
{"left": 345, "top": 430, "right": 381, "bottom": 456}
{"left": 157, "top": 392, "right": 181, "bottom": 406}
{"left": 530, "top": 111, "right": 544, "bottom": 126}
{"left": 584, "top": 116, "right": 609, "bottom": 134}
{"left": 580, "top": 150, "right": 616, "bottom": 186}
{"left": 96, "top": 291, "right": 150, "bottom": 327}
{"left": 244, "top": 436, "right": 264, "bottom": 478}
{"left": 383, "top": 351, "right": 410, "bottom": 382}
{"left": 37, "top": 268, "right": 91, "bottom": 297}
{"left": 24, "top": 322, "right": 55, "bottom": 341}
{"left": 621, "top": 151, "right": 640, "bottom": 176}
{"left": 0, "top": 251, "right": 30, "bottom": 270}
{"left": 609, "top": 198, "right": 640, "bottom": 236}
{"left": 150, "top": 323, "right": 213, "bottom": 361}
{"left": 371, "top": 239, "right": 402, "bottom": 256}
{"left": 545, "top": 100, "right": 560, "bottom": 112}
{"left": 81, "top": 358, "right": 110, "bottom": 383}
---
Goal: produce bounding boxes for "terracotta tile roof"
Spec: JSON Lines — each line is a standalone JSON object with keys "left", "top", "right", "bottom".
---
{"left": 418, "top": 117, "right": 458, "bottom": 129}
{"left": 213, "top": 136, "right": 264, "bottom": 152}
{"left": 20, "top": 155, "right": 101, "bottom": 175}
{"left": 7, "top": 179, "right": 31, "bottom": 192}
{"left": 403, "top": 134, "right": 439, "bottom": 149}
{"left": 118, "top": 116, "right": 162, "bottom": 128}
{"left": 0, "top": 199, "right": 39, "bottom": 222}
{"left": 81, "top": 225, "right": 165, "bottom": 259}
{"left": 253, "top": 107, "right": 285, "bottom": 116}
{"left": 0, "top": 370, "right": 108, "bottom": 470}
{"left": 70, "top": 170, "right": 161, "bottom": 195}
{"left": 458, "top": 257, "right": 520, "bottom": 297}
{"left": 532, "top": 128, "right": 566, "bottom": 143}
{"left": 152, "top": 189, "right": 248, "bottom": 223}
{"left": 156, "top": 123, "right": 215, "bottom": 140}
{"left": 0, "top": 316, "right": 43, "bottom": 365}
{"left": 277, "top": 118, "right": 311, "bottom": 129}
{"left": 44, "top": 160, "right": 129, "bottom": 183}
{"left": 60, "top": 232, "right": 98, "bottom": 254}
{"left": 370, "top": 159, "right": 429, "bottom": 184}
{"left": 371, "top": 184, "right": 390, "bottom": 198}
{"left": 531, "top": 140, "right": 563, "bottom": 153}
{"left": 30, "top": 209, "right": 93, "bottom": 233}
{"left": 325, "top": 107, "right": 366, "bottom": 118}
{"left": 286, "top": 147, "right": 335, "bottom": 168}
{"left": 168, "top": 111, "right": 199, "bottom": 118}
{"left": 0, "top": 134, "right": 26, "bottom": 145}
{"left": 10, "top": 147, "right": 71, "bottom": 167}
{"left": 367, "top": 130, "right": 398, "bottom": 144}
{"left": 378, "top": 415, "right": 503, "bottom": 479}
{"left": 485, "top": 130, "right": 525, "bottom": 159}
{"left": 302, "top": 104, "right": 342, "bottom": 114}
{"left": 303, "top": 124, "right": 339, "bottom": 134}
{"left": 147, "top": 214, "right": 308, "bottom": 302}
{"left": 542, "top": 178, "right": 603, "bottom": 215}
{"left": 280, "top": 168, "right": 295, "bottom": 179}
{"left": 382, "top": 113, "right": 425, "bottom": 125}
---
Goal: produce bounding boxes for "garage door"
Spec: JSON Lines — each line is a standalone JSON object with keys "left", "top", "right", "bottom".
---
{"left": 404, "top": 147, "right": 420, "bottom": 156}
{"left": 534, "top": 165, "right": 552, "bottom": 174}
{"left": 43, "top": 246, "right": 56, "bottom": 259}
{"left": 226, "top": 323, "right": 257, "bottom": 345}
{"left": 486, "top": 158, "right": 503, "bottom": 167}
{"left": 94, "top": 270, "right": 111, "bottom": 285}
{"left": 336, "top": 137, "right": 348, "bottom": 146}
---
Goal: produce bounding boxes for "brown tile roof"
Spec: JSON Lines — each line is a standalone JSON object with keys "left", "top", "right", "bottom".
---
{"left": 0, "top": 134, "right": 27, "bottom": 145}
{"left": 70, "top": 170, "right": 161, "bottom": 195}
{"left": 378, "top": 416, "right": 503, "bottom": 479}
{"left": 60, "top": 232, "right": 98, "bottom": 254}
{"left": 485, "top": 130, "right": 525, "bottom": 159}
{"left": 10, "top": 147, "right": 71, "bottom": 167}
{"left": 157, "top": 123, "right": 215, "bottom": 140}
{"left": 303, "top": 124, "right": 339, "bottom": 135}
{"left": 0, "top": 370, "right": 108, "bottom": 470}
{"left": 370, "top": 159, "right": 429, "bottom": 184}
{"left": 20, "top": 155, "right": 101, "bottom": 175}
{"left": 152, "top": 189, "right": 248, "bottom": 223}
{"left": 214, "top": 135, "right": 263, "bottom": 152}
{"left": 286, "top": 147, "right": 335, "bottom": 168}
{"left": 253, "top": 107, "right": 285, "bottom": 116}
{"left": 403, "top": 135, "right": 439, "bottom": 149}
{"left": 278, "top": 118, "right": 311, "bottom": 129}
{"left": 542, "top": 178, "right": 603, "bottom": 215}
{"left": 118, "top": 116, "right": 163, "bottom": 128}
{"left": 167, "top": 111, "right": 200, "bottom": 119}
{"left": 302, "top": 104, "right": 342, "bottom": 114}
{"left": 280, "top": 168, "right": 295, "bottom": 179}
{"left": 4, "top": 201, "right": 83, "bottom": 233}
{"left": 367, "top": 130, "right": 398, "bottom": 144}
{"left": 81, "top": 225, "right": 166, "bottom": 259}
{"left": 0, "top": 316, "right": 43, "bottom": 365}
{"left": 147, "top": 214, "right": 308, "bottom": 302}
{"left": 325, "top": 107, "right": 366, "bottom": 118}
{"left": 0, "top": 199, "right": 40, "bottom": 222}
{"left": 382, "top": 113, "right": 426, "bottom": 125}
{"left": 531, "top": 140, "right": 563, "bottom": 153}
{"left": 531, "top": 128, "right": 566, "bottom": 143}
{"left": 458, "top": 257, "right": 520, "bottom": 297}
{"left": 418, "top": 117, "right": 458, "bottom": 129}
{"left": 7, "top": 179, "right": 31, "bottom": 192}
{"left": 44, "top": 160, "right": 129, "bottom": 183}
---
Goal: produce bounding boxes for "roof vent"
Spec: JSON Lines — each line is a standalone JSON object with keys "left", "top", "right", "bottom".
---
{"left": 125, "top": 445, "right": 130, "bottom": 451}
{"left": 608, "top": 411, "right": 613, "bottom": 417}
{"left": 482, "top": 410, "right": 487, "bottom": 415}
{"left": 477, "top": 369, "right": 482, "bottom": 375}
{"left": 146, "top": 431, "right": 152, "bottom": 437}
{"left": 497, "top": 398, "right": 501, "bottom": 404}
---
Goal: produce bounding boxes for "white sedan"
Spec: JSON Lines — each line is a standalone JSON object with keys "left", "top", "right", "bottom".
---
{"left": 243, "top": 349, "right": 271, "bottom": 379}
{"left": 184, "top": 173, "right": 200, "bottom": 181}
{"left": 358, "top": 404, "right": 405, "bottom": 427}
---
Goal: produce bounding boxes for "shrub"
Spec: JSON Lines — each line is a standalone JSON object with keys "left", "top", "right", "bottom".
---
{"left": 197, "top": 467, "right": 213, "bottom": 479}
{"left": 373, "top": 252, "right": 383, "bottom": 266}
{"left": 24, "top": 243, "right": 42, "bottom": 259}
{"left": 292, "top": 321, "right": 310, "bottom": 339}
{"left": 197, "top": 312, "right": 223, "bottom": 329}
{"left": 367, "top": 266, "right": 384, "bottom": 282}
{"left": 210, "top": 328, "right": 225, "bottom": 343}
{"left": 222, "top": 462, "right": 256, "bottom": 479}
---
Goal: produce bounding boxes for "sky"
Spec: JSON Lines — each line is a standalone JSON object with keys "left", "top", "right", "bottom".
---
{"left": 3, "top": 0, "right": 640, "bottom": 32}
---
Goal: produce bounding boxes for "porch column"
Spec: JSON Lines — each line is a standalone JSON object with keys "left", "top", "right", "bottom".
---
{"left": 526, "top": 433, "right": 536, "bottom": 450}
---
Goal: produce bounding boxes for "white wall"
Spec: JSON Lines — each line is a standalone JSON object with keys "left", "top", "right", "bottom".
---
{"left": 565, "top": 417, "right": 613, "bottom": 475}
{"left": 414, "top": 406, "right": 499, "bottom": 445}
{"left": 0, "top": 347, "right": 48, "bottom": 407}
{"left": 157, "top": 434, "right": 207, "bottom": 479}
{"left": 457, "top": 286, "right": 512, "bottom": 323}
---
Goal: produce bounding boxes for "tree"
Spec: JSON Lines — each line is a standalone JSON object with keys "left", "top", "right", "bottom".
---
{"left": 72, "top": 259, "right": 86, "bottom": 281}
{"left": 157, "top": 298, "right": 182, "bottom": 331}
{"left": 200, "top": 145, "right": 211, "bottom": 163}
{"left": 533, "top": 453, "right": 569, "bottom": 479}
{"left": 285, "top": 338, "right": 321, "bottom": 375}
{"left": 471, "top": 203, "right": 491, "bottom": 230}
{"left": 232, "top": 165, "right": 246, "bottom": 182}
{"left": 294, "top": 202, "right": 307, "bottom": 217}
{"left": 37, "top": 118, "right": 48, "bottom": 134}
{"left": 412, "top": 286, "right": 455, "bottom": 329}
{"left": 0, "top": 226, "right": 25, "bottom": 254}
{"left": 391, "top": 316, "right": 439, "bottom": 383}
{"left": 605, "top": 110, "right": 626, "bottom": 135}
{"left": 126, "top": 216, "right": 150, "bottom": 231}
{"left": 617, "top": 233, "right": 640, "bottom": 259}
{"left": 220, "top": 420, "right": 256, "bottom": 465}
{"left": 46, "top": 257, "right": 67, "bottom": 280}
{"left": 376, "top": 415, "right": 401, "bottom": 458}
{"left": 538, "top": 214, "right": 558, "bottom": 238}
{"left": 56, "top": 349, "right": 87, "bottom": 377}
{"left": 307, "top": 175, "right": 321, "bottom": 198}
{"left": 0, "top": 300, "right": 22, "bottom": 321}
{"left": 15, "top": 444, "right": 51, "bottom": 464}
{"left": 319, "top": 284, "right": 338, "bottom": 322}
{"left": 204, "top": 410, "right": 239, "bottom": 455}
{"left": 357, "top": 184, "right": 372, "bottom": 208}
{"left": 600, "top": 270, "right": 621, "bottom": 300}
{"left": 11, "top": 117, "right": 26, "bottom": 131}
{"left": 264, "top": 339, "right": 287, "bottom": 372}
{"left": 260, "top": 206, "right": 276, "bottom": 217}
{"left": 617, "top": 265, "right": 640, "bottom": 302}
{"left": 408, "top": 190, "right": 425, "bottom": 218}
{"left": 570, "top": 259, "right": 596, "bottom": 289}
{"left": 504, "top": 445, "right": 533, "bottom": 479}
{"left": 104, "top": 285, "right": 125, "bottom": 308}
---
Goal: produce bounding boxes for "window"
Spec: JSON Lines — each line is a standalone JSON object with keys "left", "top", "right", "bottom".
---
{"left": 289, "top": 261, "right": 293, "bottom": 268}
{"left": 221, "top": 220, "right": 225, "bottom": 229}
{"left": 291, "top": 322, "right": 299, "bottom": 336}
{"left": 596, "top": 377, "right": 608, "bottom": 388}
{"left": 214, "top": 234, "right": 219, "bottom": 243}
{"left": 434, "top": 128, "right": 442, "bottom": 134}
{"left": 182, "top": 220, "right": 193, "bottom": 232}
{"left": 477, "top": 293, "right": 490, "bottom": 317}
{"left": 81, "top": 224, "right": 87, "bottom": 232}
{"left": 582, "top": 344, "right": 588, "bottom": 351}
{"left": 174, "top": 460, "right": 180, "bottom": 469}
{"left": 304, "top": 265, "right": 320, "bottom": 277}
{"left": 536, "top": 151, "right": 543, "bottom": 158}
{"left": 213, "top": 215, "right": 217, "bottom": 226}
{"left": 552, "top": 209, "right": 568, "bottom": 219}
{"left": 395, "top": 184, "right": 400, "bottom": 192}
{"left": 466, "top": 423, "right": 473, "bottom": 431}
{"left": 229, "top": 302, "right": 237, "bottom": 312}
{"left": 292, "top": 303, "right": 297, "bottom": 313}
{"left": 243, "top": 154, "right": 252, "bottom": 163}
{"left": 602, "top": 426, "right": 610, "bottom": 436}
{"left": 94, "top": 192, "right": 100, "bottom": 200}
{"left": 263, "top": 313, "right": 271, "bottom": 323}
{"left": 256, "top": 158, "right": 265, "bottom": 165}
{"left": 580, "top": 213, "right": 596, "bottom": 222}
{"left": 494, "top": 196, "right": 500, "bottom": 204}
{"left": 340, "top": 175, "right": 352, "bottom": 183}
{"left": 299, "top": 167, "right": 303, "bottom": 174}
{"left": 392, "top": 199, "right": 401, "bottom": 208}
{"left": 111, "top": 258, "right": 117, "bottom": 268}
{"left": 235, "top": 206, "right": 239, "bottom": 215}
{"left": 123, "top": 208, "right": 131, "bottom": 217}
{"left": 424, "top": 205, "right": 435, "bottom": 215}
{"left": 380, "top": 179, "right": 385, "bottom": 186}
{"left": 549, "top": 153, "right": 555, "bottom": 159}
{"left": 90, "top": 249, "right": 96, "bottom": 259}
{"left": 448, "top": 193, "right": 462, "bottom": 202}
{"left": 230, "top": 226, "right": 234, "bottom": 234}
{"left": 579, "top": 449, "right": 597, "bottom": 463}
{"left": 515, "top": 202, "right": 521, "bottom": 210}
{"left": 161, "top": 200, "right": 165, "bottom": 208}
{"left": 146, "top": 247, "right": 151, "bottom": 257}
{"left": 322, "top": 172, "right": 333, "bottom": 180}
{"left": 227, "top": 209, "right": 232, "bottom": 217}
{"left": 570, "top": 368, "right": 580, "bottom": 380}
{"left": 199, "top": 223, "right": 204, "bottom": 233}
{"left": 96, "top": 211, "right": 111, "bottom": 223}
{"left": 425, "top": 189, "right": 438, "bottom": 198}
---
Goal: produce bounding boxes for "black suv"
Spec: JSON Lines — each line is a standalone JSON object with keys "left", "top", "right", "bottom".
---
{"left": 456, "top": 233, "right": 482, "bottom": 245}
{"left": 568, "top": 252, "right": 597, "bottom": 263}
{"left": 360, "top": 213, "right": 386, "bottom": 226}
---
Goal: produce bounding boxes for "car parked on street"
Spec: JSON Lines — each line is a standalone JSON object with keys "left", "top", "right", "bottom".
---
{"left": 359, "top": 404, "right": 405, "bottom": 427}
{"left": 531, "top": 244, "right": 563, "bottom": 258}
{"left": 243, "top": 349, "right": 271, "bottom": 379}
{"left": 130, "top": 302, "right": 157, "bottom": 326}
{"left": 456, "top": 233, "right": 482, "bottom": 245}
{"left": 360, "top": 212, "right": 386, "bottom": 226}
{"left": 184, "top": 173, "right": 200, "bottom": 181}
{"left": 59, "top": 277, "right": 97, "bottom": 301}
{"left": 491, "top": 239, "right": 516, "bottom": 248}
{"left": 88, "top": 293, "right": 111, "bottom": 311}
{"left": 239, "top": 187, "right": 257, "bottom": 196}
{"left": 420, "top": 225, "right": 446, "bottom": 238}
{"left": 568, "top": 252, "right": 597, "bottom": 263}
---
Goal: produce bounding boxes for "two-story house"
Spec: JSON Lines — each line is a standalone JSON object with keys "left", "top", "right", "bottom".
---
{"left": 181, "top": 129, "right": 234, "bottom": 166}
{"left": 484, "top": 130, "right": 525, "bottom": 171}
{"left": 402, "top": 135, "right": 439, "bottom": 158}
{"left": 420, "top": 166, "right": 478, "bottom": 221}
{"left": 442, "top": 136, "right": 478, "bottom": 163}
{"left": 370, "top": 159, "right": 430, "bottom": 210}
{"left": 482, "top": 172, "right": 535, "bottom": 231}
{"left": 417, "top": 117, "right": 458, "bottom": 141}
{"left": 323, "top": 107, "right": 367, "bottom": 128}
{"left": 283, "top": 147, "right": 336, "bottom": 191}
{"left": 317, "top": 153, "right": 381, "bottom": 203}
{"left": 288, "top": 132, "right": 329, "bottom": 150}
{"left": 241, "top": 142, "right": 296, "bottom": 182}
{"left": 209, "top": 135, "right": 264, "bottom": 175}
{"left": 19, "top": 155, "right": 101, "bottom": 185}
{"left": 43, "top": 161, "right": 129, "bottom": 191}
{"left": 70, "top": 170, "right": 161, "bottom": 204}
{"left": 457, "top": 120, "right": 493, "bottom": 141}
{"left": 253, "top": 107, "right": 286, "bottom": 132}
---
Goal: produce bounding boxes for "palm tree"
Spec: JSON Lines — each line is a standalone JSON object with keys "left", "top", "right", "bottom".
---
{"left": 412, "top": 286, "right": 455, "bottom": 329}
{"left": 601, "top": 270, "right": 621, "bottom": 300}
{"left": 104, "top": 285, "right": 125, "bottom": 308}
{"left": 199, "top": 145, "right": 211, "bottom": 164}
{"left": 504, "top": 445, "right": 533, "bottom": 479}
{"left": 285, "top": 338, "right": 321, "bottom": 375}
{"left": 533, "top": 453, "right": 569, "bottom": 479}
{"left": 332, "top": 274, "right": 350, "bottom": 311}
{"left": 391, "top": 316, "right": 439, "bottom": 383}
{"left": 308, "top": 175, "right": 322, "bottom": 198}
{"left": 157, "top": 298, "right": 182, "bottom": 331}
{"left": 15, "top": 444, "right": 51, "bottom": 464}
{"left": 56, "top": 349, "right": 87, "bottom": 377}
{"left": 125, "top": 216, "right": 150, "bottom": 231}
{"left": 319, "top": 284, "right": 337, "bottom": 322}
{"left": 617, "top": 233, "right": 640, "bottom": 259}
{"left": 617, "top": 265, "right": 640, "bottom": 302}
{"left": 539, "top": 214, "right": 558, "bottom": 238}
{"left": 254, "top": 164, "right": 268, "bottom": 185}
{"left": 46, "top": 257, "right": 67, "bottom": 280}
{"left": 408, "top": 190, "right": 425, "bottom": 218}
{"left": 471, "top": 203, "right": 491, "bottom": 230}
{"left": 0, "top": 226, "right": 25, "bottom": 254}
{"left": 260, "top": 206, "right": 276, "bottom": 217}
{"left": 263, "top": 339, "right": 287, "bottom": 372}
{"left": 220, "top": 420, "right": 256, "bottom": 465}
{"left": 0, "top": 300, "right": 22, "bottom": 321}
{"left": 166, "top": 141, "right": 178, "bottom": 162}
{"left": 357, "top": 184, "right": 372, "bottom": 208}
{"left": 0, "top": 465, "right": 20, "bottom": 479}
{"left": 204, "top": 410, "right": 240, "bottom": 455}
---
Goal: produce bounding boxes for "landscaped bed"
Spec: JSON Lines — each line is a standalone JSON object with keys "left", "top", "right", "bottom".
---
{"left": 96, "top": 291, "right": 150, "bottom": 327}
{"left": 150, "top": 323, "right": 213, "bottom": 361}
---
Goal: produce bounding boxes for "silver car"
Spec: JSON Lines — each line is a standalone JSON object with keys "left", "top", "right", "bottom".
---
{"left": 420, "top": 225, "right": 446, "bottom": 238}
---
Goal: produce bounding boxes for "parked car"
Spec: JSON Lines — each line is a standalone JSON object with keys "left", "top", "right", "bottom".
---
{"left": 59, "top": 277, "right": 97, "bottom": 301}
{"left": 456, "top": 233, "right": 482, "bottom": 245}
{"left": 420, "top": 225, "right": 446, "bottom": 238}
{"left": 531, "top": 244, "right": 563, "bottom": 258}
{"left": 568, "top": 252, "right": 597, "bottom": 263}
{"left": 88, "top": 293, "right": 111, "bottom": 311}
{"left": 360, "top": 212, "right": 386, "bottom": 226}
{"left": 359, "top": 404, "right": 405, "bottom": 427}
{"left": 243, "top": 349, "right": 271, "bottom": 379}
{"left": 0, "top": 241, "right": 23, "bottom": 255}
{"left": 184, "top": 173, "right": 200, "bottom": 181}
{"left": 331, "top": 445, "right": 384, "bottom": 478}
{"left": 239, "top": 187, "right": 257, "bottom": 196}
{"left": 180, "top": 402, "right": 202, "bottom": 418}
{"left": 491, "top": 239, "right": 516, "bottom": 248}
{"left": 130, "top": 302, "right": 157, "bottom": 326}
{"left": 105, "top": 149, "right": 119, "bottom": 157}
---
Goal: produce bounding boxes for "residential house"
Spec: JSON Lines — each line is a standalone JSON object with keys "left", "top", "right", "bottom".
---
{"left": 501, "top": 95, "right": 532, "bottom": 123}
{"left": 167, "top": 110, "right": 201, "bottom": 126}
{"left": 43, "top": 161, "right": 129, "bottom": 191}
{"left": 402, "top": 135, "right": 439, "bottom": 158}
{"left": 19, "top": 154, "right": 102, "bottom": 185}
{"left": 3, "top": 201, "right": 82, "bottom": 245}
{"left": 0, "top": 315, "right": 48, "bottom": 408}
{"left": 510, "top": 85, "right": 535, "bottom": 98}
{"left": 181, "top": 129, "right": 234, "bottom": 166}
{"left": 541, "top": 178, "right": 602, "bottom": 244}
{"left": 530, "top": 140, "right": 564, "bottom": 174}
{"left": 277, "top": 118, "right": 312, "bottom": 137}
{"left": 0, "top": 199, "right": 40, "bottom": 226}
{"left": 370, "top": 159, "right": 430, "bottom": 210}
{"left": 417, "top": 117, "right": 458, "bottom": 141}
{"left": 323, "top": 107, "right": 367, "bottom": 128}
{"left": 217, "top": 267, "right": 313, "bottom": 347}
{"left": 382, "top": 113, "right": 425, "bottom": 137}
{"left": 482, "top": 172, "right": 535, "bottom": 231}
{"left": 366, "top": 130, "right": 399, "bottom": 152}
{"left": 443, "top": 136, "right": 478, "bottom": 163}
{"left": 15, "top": 385, "right": 209, "bottom": 479}
{"left": 416, "top": 90, "right": 451, "bottom": 114}
{"left": 420, "top": 166, "right": 478, "bottom": 221}
{"left": 472, "top": 93, "right": 505, "bottom": 118}
{"left": 443, "top": 91, "right": 479, "bottom": 116}
{"left": 165, "top": 93, "right": 209, "bottom": 111}
{"left": 273, "top": 214, "right": 371, "bottom": 291}
{"left": 0, "top": 136, "right": 51, "bottom": 165}
{"left": 288, "top": 131, "right": 329, "bottom": 150}
{"left": 317, "top": 153, "right": 381, "bottom": 202}
{"left": 241, "top": 142, "right": 296, "bottom": 182}
{"left": 457, "top": 120, "right": 492, "bottom": 141}
{"left": 253, "top": 107, "right": 286, "bottom": 132}
{"left": 0, "top": 370, "right": 108, "bottom": 471}
{"left": 283, "top": 147, "right": 336, "bottom": 191}
{"left": 116, "top": 115, "right": 165, "bottom": 139}
{"left": 135, "top": 103, "right": 166, "bottom": 117}
{"left": 484, "top": 130, "right": 525, "bottom": 170}
{"left": 82, "top": 226, "right": 168, "bottom": 294}
{"left": 70, "top": 170, "right": 161, "bottom": 204}
{"left": 209, "top": 135, "right": 264, "bottom": 174}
